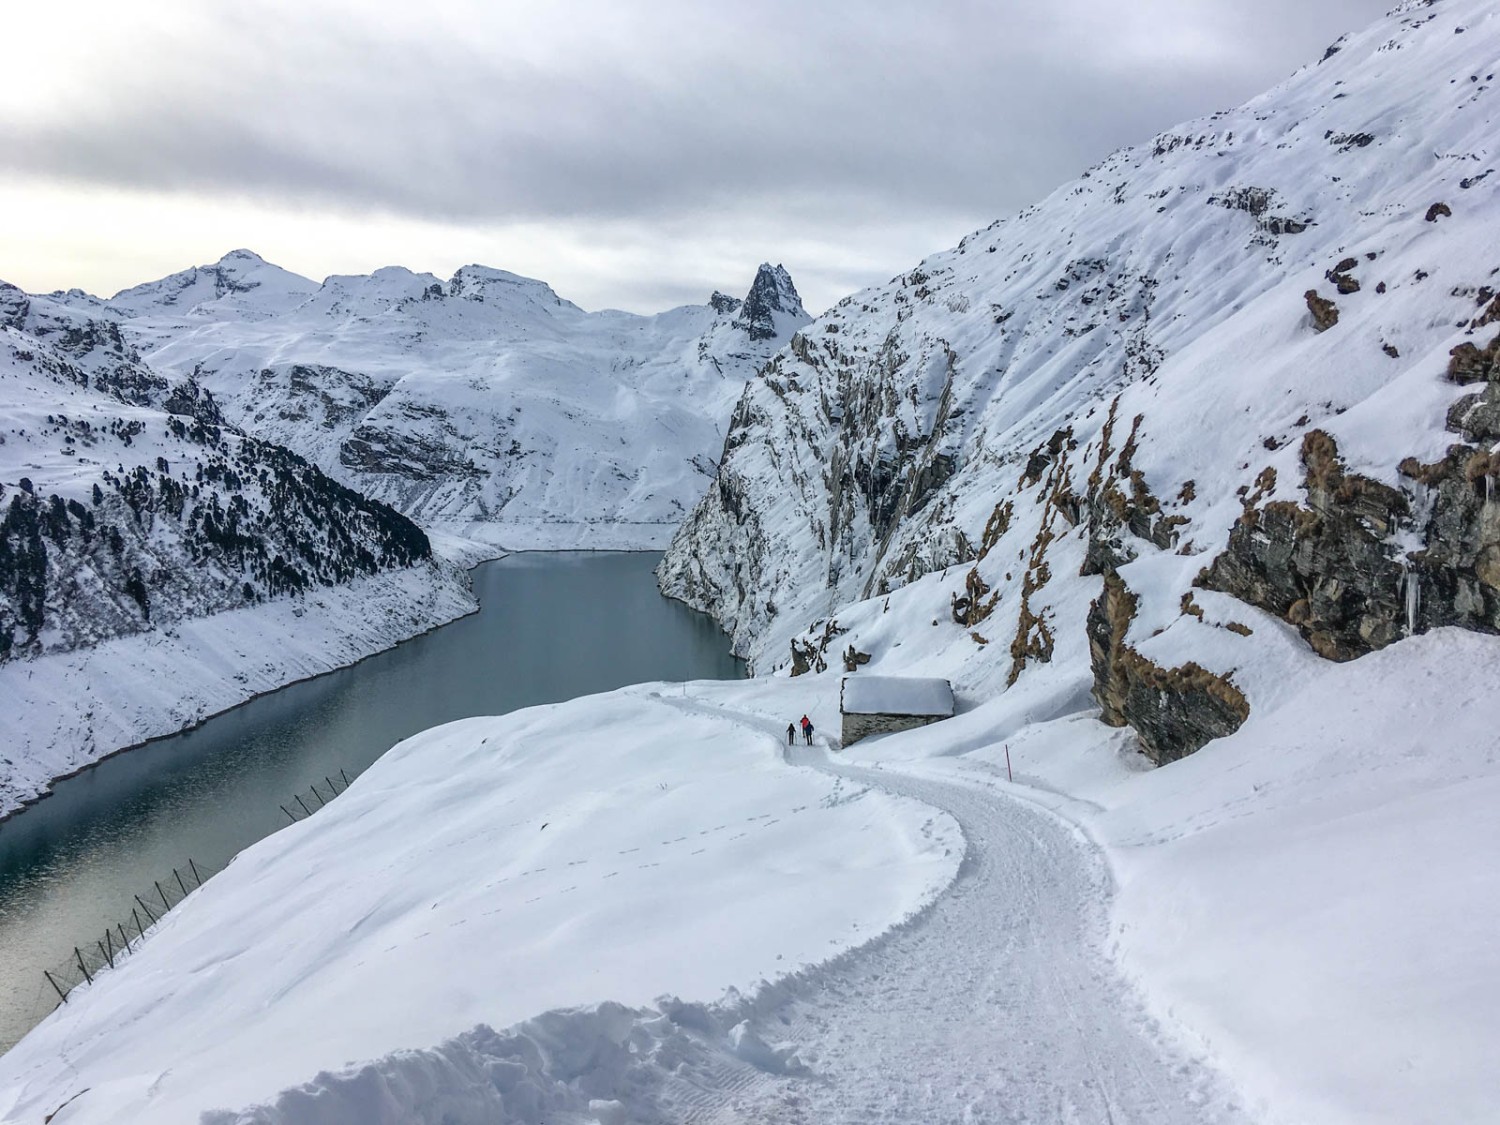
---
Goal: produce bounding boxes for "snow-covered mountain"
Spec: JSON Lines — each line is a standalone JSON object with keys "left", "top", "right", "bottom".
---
{"left": 0, "top": 283, "right": 475, "bottom": 811}
{"left": 4, "top": 6, "right": 1499, "bottom": 1121}
{"left": 105, "top": 248, "right": 320, "bottom": 321}
{"left": 661, "top": 0, "right": 1500, "bottom": 760}
{"left": 0, "top": 286, "right": 442, "bottom": 660}
{"left": 62, "top": 255, "right": 809, "bottom": 547}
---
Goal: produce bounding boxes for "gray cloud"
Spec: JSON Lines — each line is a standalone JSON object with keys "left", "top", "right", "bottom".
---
{"left": 0, "top": 1, "right": 1391, "bottom": 309}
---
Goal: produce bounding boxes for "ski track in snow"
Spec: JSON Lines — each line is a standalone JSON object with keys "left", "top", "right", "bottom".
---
{"left": 224, "top": 698, "right": 1249, "bottom": 1124}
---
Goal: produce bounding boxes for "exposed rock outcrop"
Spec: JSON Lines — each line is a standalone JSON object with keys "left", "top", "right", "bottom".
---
{"left": 1199, "top": 431, "right": 1408, "bottom": 660}
{"left": 1080, "top": 404, "right": 1185, "bottom": 577}
{"left": 1087, "top": 572, "right": 1250, "bottom": 764}
{"left": 1203, "top": 390, "right": 1500, "bottom": 662}
{"left": 1306, "top": 289, "right": 1341, "bottom": 332}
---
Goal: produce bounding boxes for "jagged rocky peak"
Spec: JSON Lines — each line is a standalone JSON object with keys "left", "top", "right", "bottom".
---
{"left": 445, "top": 264, "right": 580, "bottom": 312}
{"left": 735, "top": 263, "right": 805, "bottom": 340}
{"left": 709, "top": 291, "right": 742, "bottom": 316}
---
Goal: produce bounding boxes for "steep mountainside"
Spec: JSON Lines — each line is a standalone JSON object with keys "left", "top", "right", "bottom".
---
{"left": 62, "top": 256, "right": 809, "bottom": 545}
{"left": 0, "top": 288, "right": 445, "bottom": 661}
{"left": 661, "top": 0, "right": 1500, "bottom": 759}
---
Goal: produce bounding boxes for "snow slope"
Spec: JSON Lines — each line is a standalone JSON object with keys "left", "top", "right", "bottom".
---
{"left": 64, "top": 255, "right": 809, "bottom": 548}
{"left": 822, "top": 619, "right": 1500, "bottom": 1125}
{"left": 0, "top": 680, "right": 960, "bottom": 1124}
{"left": 662, "top": 0, "right": 1500, "bottom": 675}
{"left": 9, "top": 626, "right": 1490, "bottom": 1122}
{"left": 0, "top": 564, "right": 474, "bottom": 818}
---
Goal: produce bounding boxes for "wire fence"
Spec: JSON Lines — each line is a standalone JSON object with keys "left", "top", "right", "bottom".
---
{"left": 21, "top": 765, "right": 358, "bottom": 1034}
{"left": 28, "top": 855, "right": 220, "bottom": 1023}
{"left": 278, "top": 767, "right": 352, "bottom": 823}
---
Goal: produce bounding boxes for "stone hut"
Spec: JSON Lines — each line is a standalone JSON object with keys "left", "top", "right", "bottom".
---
{"left": 840, "top": 676, "right": 954, "bottom": 747}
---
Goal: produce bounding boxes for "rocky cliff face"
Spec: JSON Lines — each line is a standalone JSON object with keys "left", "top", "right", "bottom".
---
{"left": 661, "top": 0, "right": 1500, "bottom": 762}
{"left": 51, "top": 257, "right": 810, "bottom": 542}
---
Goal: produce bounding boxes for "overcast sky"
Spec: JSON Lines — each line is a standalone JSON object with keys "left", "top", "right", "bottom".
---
{"left": 0, "top": 0, "right": 1390, "bottom": 314}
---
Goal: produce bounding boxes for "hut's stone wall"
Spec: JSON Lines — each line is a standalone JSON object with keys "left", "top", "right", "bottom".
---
{"left": 842, "top": 711, "right": 943, "bottom": 746}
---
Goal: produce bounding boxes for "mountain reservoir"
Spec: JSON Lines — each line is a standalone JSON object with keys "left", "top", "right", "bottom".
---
{"left": 0, "top": 551, "right": 743, "bottom": 1050}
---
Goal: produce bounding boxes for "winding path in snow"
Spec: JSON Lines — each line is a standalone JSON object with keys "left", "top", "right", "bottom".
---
{"left": 222, "top": 696, "right": 1256, "bottom": 1124}
{"left": 645, "top": 696, "right": 1253, "bottom": 1124}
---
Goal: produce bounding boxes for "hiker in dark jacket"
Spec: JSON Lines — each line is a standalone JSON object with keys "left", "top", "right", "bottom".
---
{"left": 786, "top": 722, "right": 796, "bottom": 746}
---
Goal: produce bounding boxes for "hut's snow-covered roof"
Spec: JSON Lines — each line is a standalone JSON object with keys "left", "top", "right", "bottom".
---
{"left": 841, "top": 676, "right": 954, "bottom": 718}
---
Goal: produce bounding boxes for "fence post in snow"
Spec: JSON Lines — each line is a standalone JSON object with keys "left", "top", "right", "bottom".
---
{"left": 325, "top": 776, "right": 338, "bottom": 796}
{"left": 97, "top": 940, "right": 112, "bottom": 971}
{"left": 134, "top": 895, "right": 157, "bottom": 924}
{"left": 281, "top": 804, "right": 297, "bottom": 822}
{"left": 155, "top": 881, "right": 170, "bottom": 911}
{"left": 1005, "top": 743, "right": 1012, "bottom": 783}
{"left": 74, "top": 948, "right": 93, "bottom": 986}
{"left": 309, "top": 784, "right": 325, "bottom": 808}
{"left": 174, "top": 868, "right": 189, "bottom": 897}
{"left": 294, "top": 795, "right": 312, "bottom": 817}
{"left": 133, "top": 908, "right": 146, "bottom": 941}
{"left": 118, "top": 923, "right": 132, "bottom": 954}
{"left": 340, "top": 769, "right": 350, "bottom": 787}
{"left": 103, "top": 930, "right": 115, "bottom": 968}
{"left": 189, "top": 858, "right": 204, "bottom": 887}
{"left": 44, "top": 971, "right": 68, "bottom": 1005}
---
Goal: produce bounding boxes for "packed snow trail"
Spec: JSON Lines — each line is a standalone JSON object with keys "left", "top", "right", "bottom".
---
{"left": 213, "top": 698, "right": 1251, "bottom": 1124}
{"left": 626, "top": 695, "right": 1252, "bottom": 1123}
{"left": 693, "top": 743, "right": 1252, "bottom": 1123}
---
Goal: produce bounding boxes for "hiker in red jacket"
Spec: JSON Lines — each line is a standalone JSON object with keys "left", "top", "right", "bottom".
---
{"left": 800, "top": 714, "right": 814, "bottom": 745}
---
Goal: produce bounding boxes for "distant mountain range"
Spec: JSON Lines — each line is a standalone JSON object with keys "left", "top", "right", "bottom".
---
{"left": 43, "top": 251, "right": 809, "bottom": 545}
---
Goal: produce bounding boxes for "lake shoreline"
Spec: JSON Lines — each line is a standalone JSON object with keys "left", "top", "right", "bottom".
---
{"left": 0, "top": 561, "right": 480, "bottom": 827}
{"left": 0, "top": 551, "right": 744, "bottom": 1053}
